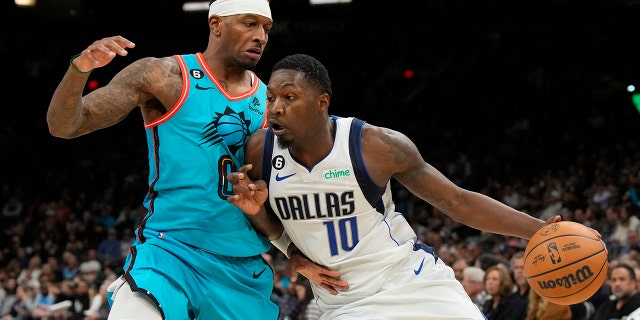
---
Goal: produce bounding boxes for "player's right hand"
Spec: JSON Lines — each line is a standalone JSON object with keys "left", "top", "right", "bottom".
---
{"left": 72, "top": 36, "right": 135, "bottom": 72}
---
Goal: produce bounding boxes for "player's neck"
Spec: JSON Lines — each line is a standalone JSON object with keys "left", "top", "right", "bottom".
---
{"left": 290, "top": 119, "right": 335, "bottom": 170}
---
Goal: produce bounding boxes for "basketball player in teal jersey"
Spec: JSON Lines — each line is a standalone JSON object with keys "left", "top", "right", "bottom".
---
{"left": 46, "top": 1, "right": 290, "bottom": 319}
{"left": 226, "top": 54, "right": 583, "bottom": 319}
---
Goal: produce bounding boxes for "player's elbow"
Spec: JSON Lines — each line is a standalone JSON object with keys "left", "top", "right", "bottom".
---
{"left": 47, "top": 121, "right": 77, "bottom": 139}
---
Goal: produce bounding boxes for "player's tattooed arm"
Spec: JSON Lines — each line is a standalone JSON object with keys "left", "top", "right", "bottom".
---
{"left": 47, "top": 56, "right": 180, "bottom": 138}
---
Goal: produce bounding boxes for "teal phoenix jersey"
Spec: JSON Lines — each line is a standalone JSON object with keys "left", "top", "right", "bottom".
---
{"left": 140, "top": 53, "right": 271, "bottom": 257}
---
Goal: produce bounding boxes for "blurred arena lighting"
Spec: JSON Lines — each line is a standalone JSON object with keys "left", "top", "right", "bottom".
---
{"left": 632, "top": 94, "right": 640, "bottom": 114}
{"left": 310, "top": 0, "right": 352, "bottom": 4}
{"left": 182, "top": 1, "right": 209, "bottom": 12}
{"left": 15, "top": 0, "right": 36, "bottom": 7}
{"left": 628, "top": 84, "right": 636, "bottom": 93}
{"left": 182, "top": 0, "right": 353, "bottom": 12}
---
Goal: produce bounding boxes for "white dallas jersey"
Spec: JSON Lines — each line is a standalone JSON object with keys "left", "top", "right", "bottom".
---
{"left": 262, "top": 116, "right": 420, "bottom": 310}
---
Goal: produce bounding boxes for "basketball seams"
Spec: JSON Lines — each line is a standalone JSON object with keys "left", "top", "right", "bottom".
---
{"left": 525, "top": 248, "right": 607, "bottom": 277}
{"left": 524, "top": 234, "right": 603, "bottom": 261}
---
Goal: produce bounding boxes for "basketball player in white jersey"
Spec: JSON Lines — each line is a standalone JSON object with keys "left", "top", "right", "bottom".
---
{"left": 227, "top": 54, "right": 564, "bottom": 319}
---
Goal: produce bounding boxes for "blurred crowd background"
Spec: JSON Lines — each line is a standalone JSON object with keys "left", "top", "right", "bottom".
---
{"left": 2, "top": 0, "right": 640, "bottom": 319}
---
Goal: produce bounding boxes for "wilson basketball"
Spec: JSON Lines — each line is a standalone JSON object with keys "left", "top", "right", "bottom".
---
{"left": 524, "top": 221, "right": 608, "bottom": 305}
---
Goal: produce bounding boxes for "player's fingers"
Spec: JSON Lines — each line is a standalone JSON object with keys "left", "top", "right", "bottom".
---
{"left": 226, "top": 172, "right": 242, "bottom": 184}
{"left": 319, "top": 282, "right": 338, "bottom": 295}
{"left": 332, "top": 278, "right": 348, "bottom": 290}
{"left": 110, "top": 35, "right": 136, "bottom": 50}
{"left": 591, "top": 228, "right": 602, "bottom": 239}
{"left": 99, "top": 36, "right": 134, "bottom": 56}
{"left": 227, "top": 194, "right": 240, "bottom": 204}
{"left": 238, "top": 164, "right": 253, "bottom": 173}
{"left": 231, "top": 183, "right": 253, "bottom": 196}
{"left": 252, "top": 179, "right": 267, "bottom": 191}
{"left": 319, "top": 269, "right": 340, "bottom": 278}
{"left": 542, "top": 215, "right": 560, "bottom": 225}
{"left": 322, "top": 277, "right": 348, "bottom": 291}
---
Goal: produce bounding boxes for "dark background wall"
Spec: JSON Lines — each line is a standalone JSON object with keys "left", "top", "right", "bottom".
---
{"left": 2, "top": 0, "right": 640, "bottom": 202}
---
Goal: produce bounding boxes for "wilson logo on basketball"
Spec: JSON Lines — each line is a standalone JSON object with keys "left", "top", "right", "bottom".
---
{"left": 536, "top": 265, "right": 595, "bottom": 290}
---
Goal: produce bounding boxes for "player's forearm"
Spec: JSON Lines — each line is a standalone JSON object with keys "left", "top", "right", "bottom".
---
{"left": 245, "top": 206, "right": 284, "bottom": 240}
{"left": 47, "top": 68, "right": 91, "bottom": 138}
{"left": 455, "top": 190, "right": 546, "bottom": 240}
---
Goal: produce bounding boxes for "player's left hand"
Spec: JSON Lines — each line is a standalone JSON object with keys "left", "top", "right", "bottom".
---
{"left": 288, "top": 250, "right": 349, "bottom": 295}
{"left": 227, "top": 164, "right": 268, "bottom": 215}
{"left": 544, "top": 215, "right": 601, "bottom": 239}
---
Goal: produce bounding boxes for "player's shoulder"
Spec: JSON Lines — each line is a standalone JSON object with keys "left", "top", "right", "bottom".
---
{"left": 117, "top": 56, "right": 182, "bottom": 89}
{"left": 249, "top": 128, "right": 269, "bottom": 142}
{"left": 360, "top": 120, "right": 417, "bottom": 160}
{"left": 246, "top": 128, "right": 268, "bottom": 154}
{"left": 124, "top": 56, "right": 180, "bottom": 76}
{"left": 361, "top": 121, "right": 403, "bottom": 140}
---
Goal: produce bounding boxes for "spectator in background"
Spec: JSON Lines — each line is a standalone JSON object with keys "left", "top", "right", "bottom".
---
{"left": 29, "top": 281, "right": 56, "bottom": 319}
{"left": 573, "top": 208, "right": 594, "bottom": 228}
{"left": 276, "top": 279, "right": 307, "bottom": 320}
{"left": 589, "top": 180, "right": 615, "bottom": 210}
{"left": 437, "top": 244, "right": 456, "bottom": 266}
{"left": 538, "top": 190, "right": 565, "bottom": 221}
{"left": 462, "top": 266, "right": 490, "bottom": 310}
{"left": 7, "top": 280, "right": 40, "bottom": 320}
{"left": 61, "top": 251, "right": 79, "bottom": 280}
{"left": 600, "top": 205, "right": 625, "bottom": 257}
{"left": 1, "top": 196, "right": 23, "bottom": 226}
{"left": 482, "top": 265, "right": 527, "bottom": 320}
{"left": 591, "top": 263, "right": 640, "bottom": 320}
{"left": 82, "top": 279, "right": 110, "bottom": 320}
{"left": 78, "top": 250, "right": 103, "bottom": 289}
{"left": 452, "top": 258, "right": 470, "bottom": 282}
{"left": 96, "top": 204, "right": 116, "bottom": 230}
{"left": 610, "top": 202, "right": 640, "bottom": 256}
{"left": 476, "top": 253, "right": 511, "bottom": 272}
{"left": 456, "top": 237, "right": 483, "bottom": 267}
{"left": 68, "top": 277, "right": 92, "bottom": 320}
{"left": 502, "top": 184, "right": 523, "bottom": 210}
{"left": 16, "top": 256, "right": 42, "bottom": 286}
{"left": 38, "top": 260, "right": 59, "bottom": 284}
{"left": 623, "top": 172, "right": 640, "bottom": 210}
{"left": 510, "top": 251, "right": 531, "bottom": 309}
{"left": 525, "top": 289, "right": 572, "bottom": 320}
{"left": 0, "top": 278, "right": 18, "bottom": 318}
{"left": 96, "top": 228, "right": 121, "bottom": 266}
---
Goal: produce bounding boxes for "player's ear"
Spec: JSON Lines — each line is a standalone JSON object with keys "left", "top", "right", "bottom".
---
{"left": 209, "top": 15, "right": 223, "bottom": 35}
{"left": 318, "top": 93, "right": 330, "bottom": 112}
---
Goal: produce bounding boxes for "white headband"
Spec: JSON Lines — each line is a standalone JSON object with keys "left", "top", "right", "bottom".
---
{"left": 209, "top": 0, "right": 272, "bottom": 20}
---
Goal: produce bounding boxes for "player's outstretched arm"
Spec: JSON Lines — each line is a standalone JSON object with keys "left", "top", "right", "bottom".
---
{"left": 364, "top": 125, "right": 550, "bottom": 240}
{"left": 47, "top": 36, "right": 150, "bottom": 138}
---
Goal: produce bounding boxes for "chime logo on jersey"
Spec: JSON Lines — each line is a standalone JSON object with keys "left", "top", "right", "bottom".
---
{"left": 323, "top": 168, "right": 351, "bottom": 180}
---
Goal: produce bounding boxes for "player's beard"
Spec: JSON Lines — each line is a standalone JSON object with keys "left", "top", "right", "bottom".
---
{"left": 276, "top": 137, "right": 292, "bottom": 149}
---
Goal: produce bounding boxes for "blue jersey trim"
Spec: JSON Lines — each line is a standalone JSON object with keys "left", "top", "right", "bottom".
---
{"left": 347, "top": 117, "right": 387, "bottom": 214}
